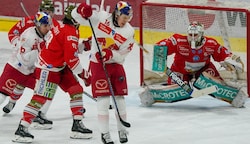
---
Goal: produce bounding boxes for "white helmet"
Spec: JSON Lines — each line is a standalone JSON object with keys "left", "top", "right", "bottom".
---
{"left": 187, "top": 21, "right": 204, "bottom": 49}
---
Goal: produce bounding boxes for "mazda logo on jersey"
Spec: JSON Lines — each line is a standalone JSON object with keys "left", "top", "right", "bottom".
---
{"left": 5, "top": 79, "right": 17, "bottom": 90}
{"left": 3, "top": 79, "right": 17, "bottom": 94}
{"left": 95, "top": 79, "right": 108, "bottom": 89}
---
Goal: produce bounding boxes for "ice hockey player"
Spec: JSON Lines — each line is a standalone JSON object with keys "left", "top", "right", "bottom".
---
{"left": 139, "top": 21, "right": 248, "bottom": 108}
{"left": 0, "top": 0, "right": 58, "bottom": 129}
{"left": 1, "top": 0, "right": 90, "bottom": 129}
{"left": 12, "top": 5, "right": 93, "bottom": 143}
{"left": 72, "top": 1, "right": 135, "bottom": 144}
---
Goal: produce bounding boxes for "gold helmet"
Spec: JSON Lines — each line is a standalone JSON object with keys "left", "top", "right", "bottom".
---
{"left": 63, "top": 5, "right": 79, "bottom": 28}
{"left": 39, "top": 0, "right": 54, "bottom": 12}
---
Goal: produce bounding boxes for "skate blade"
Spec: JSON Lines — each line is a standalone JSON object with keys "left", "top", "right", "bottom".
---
{"left": 12, "top": 135, "right": 33, "bottom": 143}
{"left": 30, "top": 122, "right": 52, "bottom": 130}
{"left": 70, "top": 132, "right": 93, "bottom": 139}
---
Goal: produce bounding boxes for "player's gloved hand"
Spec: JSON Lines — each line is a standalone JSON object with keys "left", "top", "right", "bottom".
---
{"left": 78, "top": 69, "right": 91, "bottom": 87}
{"left": 221, "top": 54, "right": 244, "bottom": 73}
{"left": 78, "top": 36, "right": 92, "bottom": 53}
{"left": 108, "top": 43, "right": 119, "bottom": 50}
{"left": 77, "top": 2, "right": 92, "bottom": 19}
{"left": 95, "top": 49, "right": 113, "bottom": 63}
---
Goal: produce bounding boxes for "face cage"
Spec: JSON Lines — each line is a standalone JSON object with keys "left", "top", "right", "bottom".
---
{"left": 187, "top": 32, "right": 202, "bottom": 49}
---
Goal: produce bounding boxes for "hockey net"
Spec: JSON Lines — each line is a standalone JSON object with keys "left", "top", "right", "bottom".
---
{"left": 139, "top": 0, "right": 250, "bottom": 95}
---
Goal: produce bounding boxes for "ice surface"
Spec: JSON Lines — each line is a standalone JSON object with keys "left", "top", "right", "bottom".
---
{"left": 0, "top": 32, "right": 249, "bottom": 144}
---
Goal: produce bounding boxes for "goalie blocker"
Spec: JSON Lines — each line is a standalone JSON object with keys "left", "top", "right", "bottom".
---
{"left": 139, "top": 72, "right": 248, "bottom": 107}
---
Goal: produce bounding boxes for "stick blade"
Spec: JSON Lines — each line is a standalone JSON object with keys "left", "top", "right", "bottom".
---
{"left": 120, "top": 118, "right": 131, "bottom": 128}
{"left": 191, "top": 85, "right": 217, "bottom": 98}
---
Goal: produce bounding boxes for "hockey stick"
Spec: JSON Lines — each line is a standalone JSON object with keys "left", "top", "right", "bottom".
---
{"left": 88, "top": 19, "right": 130, "bottom": 128}
{"left": 20, "top": 1, "right": 31, "bottom": 18}
{"left": 166, "top": 67, "right": 217, "bottom": 97}
{"left": 83, "top": 91, "right": 113, "bottom": 109}
{"left": 83, "top": 91, "right": 97, "bottom": 102}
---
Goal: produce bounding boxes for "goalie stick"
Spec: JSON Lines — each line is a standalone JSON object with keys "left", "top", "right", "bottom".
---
{"left": 166, "top": 67, "right": 217, "bottom": 98}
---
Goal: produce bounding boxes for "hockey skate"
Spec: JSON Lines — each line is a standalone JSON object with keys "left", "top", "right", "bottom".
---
{"left": 31, "top": 111, "right": 53, "bottom": 130}
{"left": 101, "top": 132, "right": 114, "bottom": 144}
{"left": 2, "top": 101, "right": 16, "bottom": 113}
{"left": 12, "top": 124, "right": 34, "bottom": 143}
{"left": 70, "top": 119, "right": 93, "bottom": 139}
{"left": 118, "top": 130, "right": 128, "bottom": 143}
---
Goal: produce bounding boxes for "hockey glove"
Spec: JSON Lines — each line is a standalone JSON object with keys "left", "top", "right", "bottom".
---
{"left": 77, "top": 2, "right": 92, "bottom": 19}
{"left": 108, "top": 43, "right": 119, "bottom": 50}
{"left": 221, "top": 54, "right": 244, "bottom": 73}
{"left": 95, "top": 49, "right": 113, "bottom": 63}
{"left": 78, "top": 69, "right": 91, "bottom": 87}
{"left": 82, "top": 36, "right": 92, "bottom": 52}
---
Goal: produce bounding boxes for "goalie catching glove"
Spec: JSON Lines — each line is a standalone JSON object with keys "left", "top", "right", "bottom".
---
{"left": 220, "top": 54, "right": 244, "bottom": 73}
{"left": 78, "top": 69, "right": 91, "bottom": 87}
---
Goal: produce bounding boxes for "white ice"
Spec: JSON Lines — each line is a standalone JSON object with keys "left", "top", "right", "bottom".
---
{"left": 0, "top": 32, "right": 250, "bottom": 144}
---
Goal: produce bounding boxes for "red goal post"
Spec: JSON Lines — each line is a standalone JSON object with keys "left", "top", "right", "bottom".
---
{"left": 139, "top": 0, "right": 250, "bottom": 95}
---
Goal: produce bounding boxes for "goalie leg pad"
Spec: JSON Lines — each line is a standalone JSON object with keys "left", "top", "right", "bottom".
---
{"left": 231, "top": 87, "right": 248, "bottom": 108}
{"left": 193, "top": 72, "right": 240, "bottom": 103}
{"left": 139, "top": 84, "right": 192, "bottom": 106}
{"left": 139, "top": 87, "right": 155, "bottom": 107}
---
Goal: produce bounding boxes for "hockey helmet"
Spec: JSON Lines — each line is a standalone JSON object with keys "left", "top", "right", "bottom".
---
{"left": 64, "top": 5, "right": 79, "bottom": 28}
{"left": 39, "top": 0, "right": 54, "bottom": 12}
{"left": 115, "top": 1, "right": 133, "bottom": 17}
{"left": 187, "top": 21, "right": 204, "bottom": 49}
{"left": 34, "top": 12, "right": 52, "bottom": 27}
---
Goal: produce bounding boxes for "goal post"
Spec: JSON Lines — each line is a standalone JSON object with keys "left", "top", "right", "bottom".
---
{"left": 139, "top": 0, "right": 250, "bottom": 96}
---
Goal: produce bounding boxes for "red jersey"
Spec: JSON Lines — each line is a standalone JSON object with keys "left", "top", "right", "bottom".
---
{"left": 156, "top": 34, "right": 231, "bottom": 74}
{"left": 38, "top": 22, "right": 83, "bottom": 74}
{"left": 8, "top": 16, "right": 59, "bottom": 46}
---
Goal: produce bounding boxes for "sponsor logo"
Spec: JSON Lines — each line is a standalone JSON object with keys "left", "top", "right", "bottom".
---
{"left": 67, "top": 36, "right": 78, "bottom": 42}
{"left": 195, "top": 77, "right": 237, "bottom": 99}
{"left": 177, "top": 38, "right": 187, "bottom": 42}
{"left": 5, "top": 79, "right": 17, "bottom": 90}
{"left": 178, "top": 46, "right": 189, "bottom": 56}
{"left": 98, "top": 23, "right": 112, "bottom": 35}
{"left": 37, "top": 70, "right": 48, "bottom": 95}
{"left": 193, "top": 55, "right": 200, "bottom": 61}
{"left": 151, "top": 89, "right": 187, "bottom": 100}
{"left": 95, "top": 79, "right": 108, "bottom": 89}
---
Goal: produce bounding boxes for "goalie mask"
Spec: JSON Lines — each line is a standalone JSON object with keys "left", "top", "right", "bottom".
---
{"left": 187, "top": 21, "right": 204, "bottom": 49}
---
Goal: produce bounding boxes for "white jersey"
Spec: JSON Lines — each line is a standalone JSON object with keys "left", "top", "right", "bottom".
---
{"left": 72, "top": 9, "right": 135, "bottom": 64}
{"left": 8, "top": 27, "right": 45, "bottom": 75}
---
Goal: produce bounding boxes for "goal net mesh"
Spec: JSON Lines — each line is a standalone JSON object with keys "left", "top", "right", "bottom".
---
{"left": 140, "top": 0, "right": 249, "bottom": 91}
